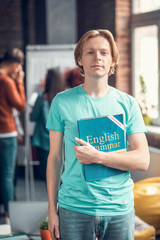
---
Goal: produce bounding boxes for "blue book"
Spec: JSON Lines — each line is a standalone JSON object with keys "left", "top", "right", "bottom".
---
{"left": 77, "top": 114, "right": 127, "bottom": 181}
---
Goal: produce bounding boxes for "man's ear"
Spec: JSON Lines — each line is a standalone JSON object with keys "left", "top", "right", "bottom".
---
{"left": 78, "top": 58, "right": 82, "bottom": 66}
{"left": 111, "top": 61, "right": 115, "bottom": 67}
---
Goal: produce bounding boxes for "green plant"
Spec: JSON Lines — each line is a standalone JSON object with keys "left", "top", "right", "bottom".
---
{"left": 139, "top": 75, "right": 153, "bottom": 125}
{"left": 139, "top": 75, "right": 148, "bottom": 115}
{"left": 39, "top": 216, "right": 48, "bottom": 230}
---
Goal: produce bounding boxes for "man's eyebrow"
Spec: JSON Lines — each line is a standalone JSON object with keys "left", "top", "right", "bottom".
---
{"left": 100, "top": 48, "right": 110, "bottom": 52}
{"left": 84, "top": 48, "right": 110, "bottom": 51}
{"left": 84, "top": 48, "right": 94, "bottom": 50}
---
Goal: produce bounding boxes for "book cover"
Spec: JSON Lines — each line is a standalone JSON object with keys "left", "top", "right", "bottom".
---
{"left": 77, "top": 114, "right": 127, "bottom": 181}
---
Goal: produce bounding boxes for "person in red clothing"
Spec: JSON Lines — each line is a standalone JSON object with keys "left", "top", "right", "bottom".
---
{"left": 0, "top": 48, "right": 26, "bottom": 223}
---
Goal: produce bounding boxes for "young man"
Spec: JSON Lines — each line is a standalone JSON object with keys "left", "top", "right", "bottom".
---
{"left": 0, "top": 48, "right": 26, "bottom": 222}
{"left": 46, "top": 29, "right": 150, "bottom": 240}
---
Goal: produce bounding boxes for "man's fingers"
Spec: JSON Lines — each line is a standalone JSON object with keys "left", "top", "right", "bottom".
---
{"left": 75, "top": 137, "right": 88, "bottom": 146}
{"left": 49, "top": 228, "right": 55, "bottom": 240}
{"left": 48, "top": 223, "right": 60, "bottom": 240}
{"left": 54, "top": 225, "right": 60, "bottom": 239}
{"left": 49, "top": 227, "right": 60, "bottom": 240}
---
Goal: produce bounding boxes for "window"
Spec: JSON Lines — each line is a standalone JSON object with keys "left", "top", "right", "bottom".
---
{"left": 133, "top": 0, "right": 160, "bottom": 13}
{"left": 133, "top": 26, "right": 158, "bottom": 118}
{"left": 132, "top": 1, "right": 160, "bottom": 125}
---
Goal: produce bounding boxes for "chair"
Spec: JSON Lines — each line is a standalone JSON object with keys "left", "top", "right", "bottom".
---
{"left": 134, "top": 177, "right": 160, "bottom": 235}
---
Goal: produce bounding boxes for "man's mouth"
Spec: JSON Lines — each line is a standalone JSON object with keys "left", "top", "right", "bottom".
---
{"left": 92, "top": 65, "right": 103, "bottom": 68}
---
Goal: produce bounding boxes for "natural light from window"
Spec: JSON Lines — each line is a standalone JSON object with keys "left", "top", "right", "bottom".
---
{"left": 133, "top": 0, "right": 160, "bottom": 13}
{"left": 134, "top": 25, "right": 158, "bottom": 119}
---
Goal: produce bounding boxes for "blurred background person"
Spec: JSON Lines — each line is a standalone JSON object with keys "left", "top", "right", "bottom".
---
{"left": 30, "top": 68, "right": 65, "bottom": 182}
{"left": 13, "top": 108, "right": 25, "bottom": 200}
{"left": 0, "top": 48, "right": 26, "bottom": 223}
{"left": 65, "top": 67, "right": 84, "bottom": 88}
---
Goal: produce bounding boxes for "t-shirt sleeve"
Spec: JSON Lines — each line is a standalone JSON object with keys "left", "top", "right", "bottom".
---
{"left": 46, "top": 95, "right": 64, "bottom": 132}
{"left": 126, "top": 98, "right": 146, "bottom": 135}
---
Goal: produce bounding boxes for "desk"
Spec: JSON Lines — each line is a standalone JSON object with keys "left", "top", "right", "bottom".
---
{"left": 0, "top": 224, "right": 41, "bottom": 240}
{"left": 29, "top": 237, "right": 41, "bottom": 240}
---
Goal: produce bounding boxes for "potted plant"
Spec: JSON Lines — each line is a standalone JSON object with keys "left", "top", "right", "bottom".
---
{"left": 39, "top": 216, "right": 52, "bottom": 240}
{"left": 139, "top": 75, "right": 152, "bottom": 125}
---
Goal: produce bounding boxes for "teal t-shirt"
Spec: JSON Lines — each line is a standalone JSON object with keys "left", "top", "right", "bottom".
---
{"left": 46, "top": 85, "right": 146, "bottom": 216}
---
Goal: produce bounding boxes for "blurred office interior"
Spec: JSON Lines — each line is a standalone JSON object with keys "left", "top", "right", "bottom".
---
{"left": 0, "top": 0, "right": 160, "bottom": 236}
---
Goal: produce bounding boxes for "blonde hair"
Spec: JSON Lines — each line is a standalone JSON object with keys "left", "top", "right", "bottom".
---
{"left": 74, "top": 29, "right": 119, "bottom": 76}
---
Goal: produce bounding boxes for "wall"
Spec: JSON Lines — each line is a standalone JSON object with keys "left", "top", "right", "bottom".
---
{"left": 77, "top": 0, "right": 116, "bottom": 39}
{"left": 45, "top": 0, "right": 77, "bottom": 44}
{"left": 115, "top": 0, "right": 132, "bottom": 94}
{"left": 131, "top": 147, "right": 160, "bottom": 182}
{"left": 0, "top": 0, "right": 36, "bottom": 57}
{"left": 77, "top": 0, "right": 132, "bottom": 92}
{"left": 0, "top": 0, "right": 132, "bottom": 95}
{"left": 77, "top": 0, "right": 116, "bottom": 87}
{"left": 0, "top": 0, "right": 23, "bottom": 56}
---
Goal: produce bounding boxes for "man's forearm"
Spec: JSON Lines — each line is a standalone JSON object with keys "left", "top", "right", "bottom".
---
{"left": 95, "top": 149, "right": 149, "bottom": 171}
{"left": 47, "top": 154, "right": 63, "bottom": 213}
{"left": 74, "top": 133, "right": 150, "bottom": 172}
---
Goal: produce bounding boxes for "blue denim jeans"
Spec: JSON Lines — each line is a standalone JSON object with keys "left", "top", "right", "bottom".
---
{"left": 0, "top": 137, "right": 17, "bottom": 212}
{"left": 36, "top": 147, "right": 48, "bottom": 181}
{"left": 58, "top": 207, "right": 135, "bottom": 240}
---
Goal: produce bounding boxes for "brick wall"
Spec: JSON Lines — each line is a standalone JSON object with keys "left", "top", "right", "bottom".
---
{"left": 24, "top": 0, "right": 36, "bottom": 46}
{"left": 77, "top": 0, "right": 115, "bottom": 40}
{"left": 28, "top": 0, "right": 36, "bottom": 44}
{"left": 0, "top": 0, "right": 132, "bottom": 93}
{"left": 0, "top": 0, "right": 23, "bottom": 57}
{"left": 77, "top": 0, "right": 116, "bottom": 87}
{"left": 0, "top": 0, "right": 36, "bottom": 58}
{"left": 115, "top": 0, "right": 132, "bottom": 94}
{"left": 77, "top": 0, "right": 132, "bottom": 92}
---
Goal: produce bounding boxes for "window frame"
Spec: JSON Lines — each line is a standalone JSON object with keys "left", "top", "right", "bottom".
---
{"left": 131, "top": 8, "right": 160, "bottom": 125}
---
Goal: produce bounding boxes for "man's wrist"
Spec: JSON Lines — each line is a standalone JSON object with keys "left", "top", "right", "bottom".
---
{"left": 48, "top": 201, "right": 57, "bottom": 212}
{"left": 93, "top": 149, "right": 102, "bottom": 164}
{"left": 95, "top": 150, "right": 107, "bottom": 165}
{"left": 16, "top": 78, "right": 24, "bottom": 84}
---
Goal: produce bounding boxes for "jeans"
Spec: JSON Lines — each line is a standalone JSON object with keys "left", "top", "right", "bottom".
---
{"left": 0, "top": 137, "right": 17, "bottom": 212}
{"left": 58, "top": 207, "right": 135, "bottom": 240}
{"left": 36, "top": 147, "right": 48, "bottom": 181}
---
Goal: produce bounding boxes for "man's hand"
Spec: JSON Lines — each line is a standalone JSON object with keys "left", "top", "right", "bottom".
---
{"left": 17, "top": 135, "right": 24, "bottom": 145}
{"left": 48, "top": 212, "right": 60, "bottom": 240}
{"left": 9, "top": 63, "right": 25, "bottom": 83}
{"left": 15, "top": 66, "right": 25, "bottom": 83}
{"left": 73, "top": 137, "right": 98, "bottom": 164}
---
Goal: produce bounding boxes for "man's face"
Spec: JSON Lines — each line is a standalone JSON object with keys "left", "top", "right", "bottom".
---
{"left": 8, "top": 63, "right": 22, "bottom": 80}
{"left": 78, "top": 36, "right": 114, "bottom": 79}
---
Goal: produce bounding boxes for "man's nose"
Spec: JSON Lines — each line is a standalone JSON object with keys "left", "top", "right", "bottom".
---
{"left": 95, "top": 51, "right": 101, "bottom": 60}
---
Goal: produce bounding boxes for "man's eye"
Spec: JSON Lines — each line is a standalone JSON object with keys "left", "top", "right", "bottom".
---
{"left": 102, "top": 52, "right": 107, "bottom": 55}
{"left": 87, "top": 51, "right": 94, "bottom": 54}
